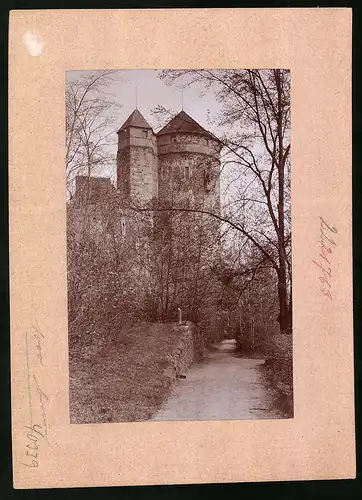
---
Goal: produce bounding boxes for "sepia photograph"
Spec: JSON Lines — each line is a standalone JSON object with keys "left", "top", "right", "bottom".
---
{"left": 9, "top": 8, "right": 355, "bottom": 489}
{"left": 66, "top": 69, "right": 292, "bottom": 424}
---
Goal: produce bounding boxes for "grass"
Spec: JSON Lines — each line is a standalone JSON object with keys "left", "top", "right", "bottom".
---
{"left": 69, "top": 321, "right": 188, "bottom": 423}
{"left": 234, "top": 332, "right": 294, "bottom": 418}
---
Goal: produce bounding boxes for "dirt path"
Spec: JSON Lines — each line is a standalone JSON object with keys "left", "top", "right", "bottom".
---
{"left": 151, "top": 339, "right": 283, "bottom": 421}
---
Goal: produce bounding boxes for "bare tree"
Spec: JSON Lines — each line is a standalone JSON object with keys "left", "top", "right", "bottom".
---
{"left": 150, "top": 69, "right": 291, "bottom": 334}
{"left": 66, "top": 70, "right": 121, "bottom": 201}
{"left": 147, "top": 167, "right": 222, "bottom": 327}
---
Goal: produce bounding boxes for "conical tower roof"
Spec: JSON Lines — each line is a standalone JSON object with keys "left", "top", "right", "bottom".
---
{"left": 157, "top": 110, "right": 215, "bottom": 139}
{"left": 117, "top": 109, "right": 152, "bottom": 133}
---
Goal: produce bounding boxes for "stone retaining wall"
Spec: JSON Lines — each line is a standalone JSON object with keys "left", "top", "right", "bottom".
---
{"left": 163, "top": 321, "right": 203, "bottom": 381}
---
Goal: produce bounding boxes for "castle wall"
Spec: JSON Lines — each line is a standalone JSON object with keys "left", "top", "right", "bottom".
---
{"left": 68, "top": 111, "right": 220, "bottom": 326}
{"left": 129, "top": 146, "right": 158, "bottom": 205}
{"left": 157, "top": 132, "right": 221, "bottom": 214}
{"left": 117, "top": 127, "right": 158, "bottom": 206}
{"left": 152, "top": 132, "right": 222, "bottom": 321}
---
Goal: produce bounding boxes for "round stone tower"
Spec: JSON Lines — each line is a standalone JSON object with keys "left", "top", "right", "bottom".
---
{"left": 156, "top": 111, "right": 221, "bottom": 213}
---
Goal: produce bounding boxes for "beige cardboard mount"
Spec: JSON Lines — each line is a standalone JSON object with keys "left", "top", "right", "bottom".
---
{"left": 9, "top": 8, "right": 354, "bottom": 489}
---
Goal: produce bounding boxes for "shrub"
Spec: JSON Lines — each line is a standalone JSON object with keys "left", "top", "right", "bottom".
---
{"left": 263, "top": 334, "right": 293, "bottom": 417}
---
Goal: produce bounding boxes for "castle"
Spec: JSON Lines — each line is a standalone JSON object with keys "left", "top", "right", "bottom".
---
{"left": 68, "top": 109, "right": 222, "bottom": 322}
{"left": 72, "top": 108, "right": 221, "bottom": 212}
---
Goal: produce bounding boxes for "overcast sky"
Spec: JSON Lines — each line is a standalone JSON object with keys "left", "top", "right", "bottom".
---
{"left": 67, "top": 69, "right": 225, "bottom": 136}
{"left": 66, "top": 69, "right": 229, "bottom": 186}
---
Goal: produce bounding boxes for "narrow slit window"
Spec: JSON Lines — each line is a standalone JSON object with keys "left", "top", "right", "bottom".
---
{"left": 204, "top": 170, "right": 212, "bottom": 191}
{"left": 185, "top": 165, "right": 190, "bottom": 180}
{"left": 120, "top": 218, "right": 126, "bottom": 237}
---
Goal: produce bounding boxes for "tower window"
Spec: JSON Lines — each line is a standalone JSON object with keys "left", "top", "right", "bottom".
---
{"left": 120, "top": 218, "right": 126, "bottom": 237}
{"left": 142, "top": 130, "right": 148, "bottom": 138}
{"left": 172, "top": 136, "right": 177, "bottom": 143}
{"left": 185, "top": 166, "right": 190, "bottom": 180}
{"left": 204, "top": 170, "right": 213, "bottom": 192}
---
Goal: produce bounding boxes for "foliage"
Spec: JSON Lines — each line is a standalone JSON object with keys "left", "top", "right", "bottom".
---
{"left": 66, "top": 69, "right": 292, "bottom": 355}
{"left": 261, "top": 334, "right": 293, "bottom": 417}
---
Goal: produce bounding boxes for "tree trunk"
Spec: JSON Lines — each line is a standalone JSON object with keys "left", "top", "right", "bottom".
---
{"left": 287, "top": 281, "right": 293, "bottom": 333}
{"left": 275, "top": 69, "right": 290, "bottom": 335}
{"left": 277, "top": 267, "right": 289, "bottom": 334}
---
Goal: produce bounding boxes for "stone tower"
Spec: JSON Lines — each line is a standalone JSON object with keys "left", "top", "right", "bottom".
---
{"left": 70, "top": 108, "right": 222, "bottom": 322}
{"left": 156, "top": 110, "right": 221, "bottom": 213}
{"left": 154, "top": 111, "right": 222, "bottom": 320}
{"left": 116, "top": 109, "right": 158, "bottom": 206}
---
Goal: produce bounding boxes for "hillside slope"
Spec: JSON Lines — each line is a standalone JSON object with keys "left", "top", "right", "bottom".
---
{"left": 69, "top": 322, "right": 195, "bottom": 423}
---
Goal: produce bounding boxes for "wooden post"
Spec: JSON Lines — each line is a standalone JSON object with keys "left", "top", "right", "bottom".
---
{"left": 178, "top": 307, "right": 182, "bottom": 324}
{"left": 251, "top": 321, "right": 255, "bottom": 352}
{"left": 239, "top": 299, "right": 242, "bottom": 336}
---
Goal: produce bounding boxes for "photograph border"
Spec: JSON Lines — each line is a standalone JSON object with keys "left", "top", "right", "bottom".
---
{"left": 8, "top": 7, "right": 354, "bottom": 489}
